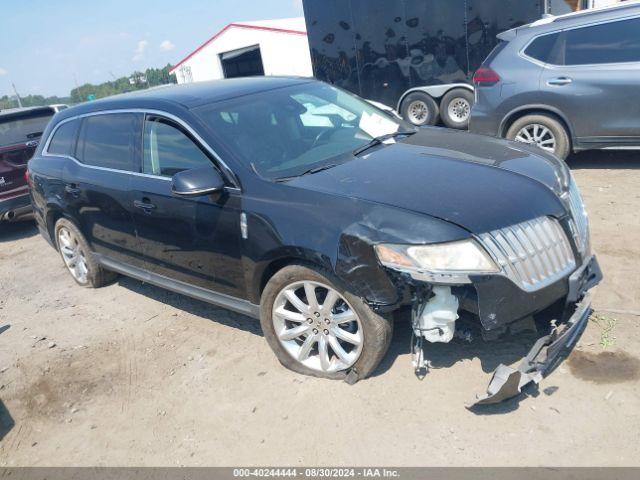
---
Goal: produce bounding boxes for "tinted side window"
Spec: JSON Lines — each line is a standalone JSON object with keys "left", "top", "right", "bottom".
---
{"left": 564, "top": 17, "right": 640, "bottom": 65}
{"left": 143, "top": 118, "right": 212, "bottom": 177}
{"left": 524, "top": 33, "right": 561, "bottom": 63}
{"left": 47, "top": 120, "right": 79, "bottom": 155}
{"left": 76, "top": 113, "right": 141, "bottom": 171}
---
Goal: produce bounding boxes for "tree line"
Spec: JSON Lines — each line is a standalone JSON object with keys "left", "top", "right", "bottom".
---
{"left": 1, "top": 64, "right": 176, "bottom": 110}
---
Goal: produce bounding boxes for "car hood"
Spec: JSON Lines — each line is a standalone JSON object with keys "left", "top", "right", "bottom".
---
{"left": 287, "top": 128, "right": 569, "bottom": 233}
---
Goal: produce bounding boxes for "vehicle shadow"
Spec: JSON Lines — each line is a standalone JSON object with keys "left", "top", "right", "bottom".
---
{"left": 0, "top": 218, "right": 38, "bottom": 243}
{"left": 567, "top": 149, "right": 640, "bottom": 169}
{"left": 116, "top": 276, "right": 263, "bottom": 337}
{"left": 0, "top": 400, "right": 15, "bottom": 442}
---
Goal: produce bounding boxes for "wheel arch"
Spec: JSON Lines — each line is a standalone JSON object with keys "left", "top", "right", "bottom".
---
{"left": 500, "top": 105, "right": 575, "bottom": 143}
{"left": 251, "top": 250, "right": 334, "bottom": 305}
{"left": 46, "top": 205, "right": 67, "bottom": 248}
{"left": 250, "top": 243, "right": 402, "bottom": 312}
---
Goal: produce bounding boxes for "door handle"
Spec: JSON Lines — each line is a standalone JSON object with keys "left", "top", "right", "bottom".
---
{"left": 547, "top": 77, "right": 573, "bottom": 86}
{"left": 134, "top": 199, "right": 157, "bottom": 214}
{"left": 65, "top": 183, "right": 81, "bottom": 198}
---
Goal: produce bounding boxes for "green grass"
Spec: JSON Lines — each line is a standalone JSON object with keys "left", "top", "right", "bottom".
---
{"left": 590, "top": 312, "right": 618, "bottom": 349}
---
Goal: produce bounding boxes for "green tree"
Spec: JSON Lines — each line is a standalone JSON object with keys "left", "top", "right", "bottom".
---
{"left": 70, "top": 64, "right": 177, "bottom": 103}
{"left": 2, "top": 64, "right": 177, "bottom": 110}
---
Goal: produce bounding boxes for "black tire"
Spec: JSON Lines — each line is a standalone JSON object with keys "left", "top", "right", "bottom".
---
{"left": 260, "top": 264, "right": 393, "bottom": 382}
{"left": 54, "top": 218, "right": 118, "bottom": 288}
{"left": 400, "top": 92, "right": 440, "bottom": 126}
{"left": 506, "top": 114, "right": 571, "bottom": 160}
{"left": 440, "top": 88, "right": 474, "bottom": 130}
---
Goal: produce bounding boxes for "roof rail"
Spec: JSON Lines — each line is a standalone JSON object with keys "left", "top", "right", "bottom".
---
{"left": 530, "top": 0, "right": 640, "bottom": 27}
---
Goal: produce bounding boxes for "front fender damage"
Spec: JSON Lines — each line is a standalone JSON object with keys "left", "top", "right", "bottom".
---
{"left": 335, "top": 206, "right": 469, "bottom": 311}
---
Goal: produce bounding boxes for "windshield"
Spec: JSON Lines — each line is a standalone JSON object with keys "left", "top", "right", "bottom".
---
{"left": 195, "top": 82, "right": 413, "bottom": 180}
{"left": 0, "top": 112, "right": 54, "bottom": 147}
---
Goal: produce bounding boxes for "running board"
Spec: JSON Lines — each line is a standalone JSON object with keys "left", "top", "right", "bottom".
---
{"left": 95, "top": 254, "right": 260, "bottom": 319}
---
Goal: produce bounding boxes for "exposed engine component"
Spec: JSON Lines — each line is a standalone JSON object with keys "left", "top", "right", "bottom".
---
{"left": 414, "top": 286, "right": 459, "bottom": 343}
{"left": 411, "top": 286, "right": 460, "bottom": 378}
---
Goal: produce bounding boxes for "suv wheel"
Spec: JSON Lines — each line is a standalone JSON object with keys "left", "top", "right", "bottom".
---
{"left": 440, "top": 88, "right": 474, "bottom": 129}
{"left": 506, "top": 114, "right": 570, "bottom": 159}
{"left": 54, "top": 218, "right": 118, "bottom": 288}
{"left": 400, "top": 92, "right": 439, "bottom": 126}
{"left": 260, "top": 264, "right": 393, "bottom": 381}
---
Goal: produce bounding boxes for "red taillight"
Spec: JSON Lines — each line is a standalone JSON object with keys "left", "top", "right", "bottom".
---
{"left": 25, "top": 169, "right": 30, "bottom": 184}
{"left": 473, "top": 67, "right": 501, "bottom": 86}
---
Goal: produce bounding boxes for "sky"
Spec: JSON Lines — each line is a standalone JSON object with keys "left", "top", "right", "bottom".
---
{"left": 0, "top": 0, "right": 304, "bottom": 98}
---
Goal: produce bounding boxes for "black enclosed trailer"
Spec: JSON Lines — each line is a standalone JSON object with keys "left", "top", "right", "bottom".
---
{"left": 302, "top": 0, "right": 586, "bottom": 128}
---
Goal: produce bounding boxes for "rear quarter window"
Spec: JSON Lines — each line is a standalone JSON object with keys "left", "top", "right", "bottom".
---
{"left": 524, "top": 33, "right": 561, "bottom": 63}
{"left": 47, "top": 119, "right": 80, "bottom": 156}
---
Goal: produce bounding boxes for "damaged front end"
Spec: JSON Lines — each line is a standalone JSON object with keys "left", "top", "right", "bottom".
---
{"left": 472, "top": 254, "right": 602, "bottom": 406}
{"left": 474, "top": 292, "right": 592, "bottom": 405}
{"left": 373, "top": 215, "right": 603, "bottom": 406}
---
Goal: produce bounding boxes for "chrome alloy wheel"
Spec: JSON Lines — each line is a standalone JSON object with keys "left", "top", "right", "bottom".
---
{"left": 57, "top": 227, "right": 89, "bottom": 284}
{"left": 447, "top": 97, "right": 471, "bottom": 124}
{"left": 272, "top": 281, "right": 363, "bottom": 373}
{"left": 407, "top": 100, "right": 429, "bottom": 125}
{"left": 515, "top": 124, "right": 557, "bottom": 153}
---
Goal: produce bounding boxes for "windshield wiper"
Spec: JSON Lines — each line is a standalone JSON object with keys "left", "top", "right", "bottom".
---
{"left": 275, "top": 163, "right": 339, "bottom": 183}
{"left": 353, "top": 130, "right": 416, "bottom": 157}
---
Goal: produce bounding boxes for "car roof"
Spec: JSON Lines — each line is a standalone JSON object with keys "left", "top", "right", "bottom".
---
{"left": 55, "top": 76, "right": 315, "bottom": 120}
{"left": 499, "top": 1, "right": 640, "bottom": 40}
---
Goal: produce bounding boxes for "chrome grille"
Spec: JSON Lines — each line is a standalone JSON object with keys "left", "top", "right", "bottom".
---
{"left": 479, "top": 216, "right": 576, "bottom": 292}
{"left": 567, "top": 178, "right": 589, "bottom": 255}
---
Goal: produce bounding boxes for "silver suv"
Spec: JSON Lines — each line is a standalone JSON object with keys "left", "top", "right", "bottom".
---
{"left": 469, "top": 2, "right": 640, "bottom": 159}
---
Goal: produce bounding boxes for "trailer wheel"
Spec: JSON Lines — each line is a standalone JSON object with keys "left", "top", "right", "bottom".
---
{"left": 440, "top": 88, "right": 474, "bottom": 129}
{"left": 400, "top": 92, "right": 439, "bottom": 126}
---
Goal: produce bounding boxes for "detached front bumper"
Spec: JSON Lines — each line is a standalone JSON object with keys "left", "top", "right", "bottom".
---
{"left": 471, "top": 255, "right": 602, "bottom": 406}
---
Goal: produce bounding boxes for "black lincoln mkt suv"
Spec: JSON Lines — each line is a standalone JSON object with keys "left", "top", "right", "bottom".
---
{"left": 27, "top": 78, "right": 601, "bottom": 404}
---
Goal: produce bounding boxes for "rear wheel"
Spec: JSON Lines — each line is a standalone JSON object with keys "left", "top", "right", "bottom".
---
{"left": 400, "top": 92, "right": 439, "bottom": 126}
{"left": 506, "top": 114, "right": 570, "bottom": 159}
{"left": 54, "top": 218, "right": 118, "bottom": 288}
{"left": 260, "top": 264, "right": 392, "bottom": 381}
{"left": 440, "top": 88, "right": 474, "bottom": 129}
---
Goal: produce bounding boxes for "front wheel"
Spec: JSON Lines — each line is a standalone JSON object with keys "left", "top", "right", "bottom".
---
{"left": 260, "top": 264, "right": 393, "bottom": 381}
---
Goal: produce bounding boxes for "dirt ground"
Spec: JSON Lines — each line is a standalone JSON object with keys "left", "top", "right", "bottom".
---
{"left": 0, "top": 150, "right": 639, "bottom": 467}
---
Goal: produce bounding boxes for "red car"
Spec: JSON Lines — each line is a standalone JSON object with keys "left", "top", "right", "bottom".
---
{"left": 0, "top": 105, "right": 66, "bottom": 222}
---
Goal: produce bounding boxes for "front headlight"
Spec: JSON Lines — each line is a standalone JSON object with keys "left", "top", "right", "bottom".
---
{"left": 375, "top": 240, "right": 499, "bottom": 275}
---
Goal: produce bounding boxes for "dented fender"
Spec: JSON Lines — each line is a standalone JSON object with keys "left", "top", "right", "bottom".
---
{"left": 241, "top": 181, "right": 470, "bottom": 306}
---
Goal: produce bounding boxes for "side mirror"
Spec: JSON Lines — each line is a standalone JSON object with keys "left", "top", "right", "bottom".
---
{"left": 171, "top": 167, "right": 225, "bottom": 197}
